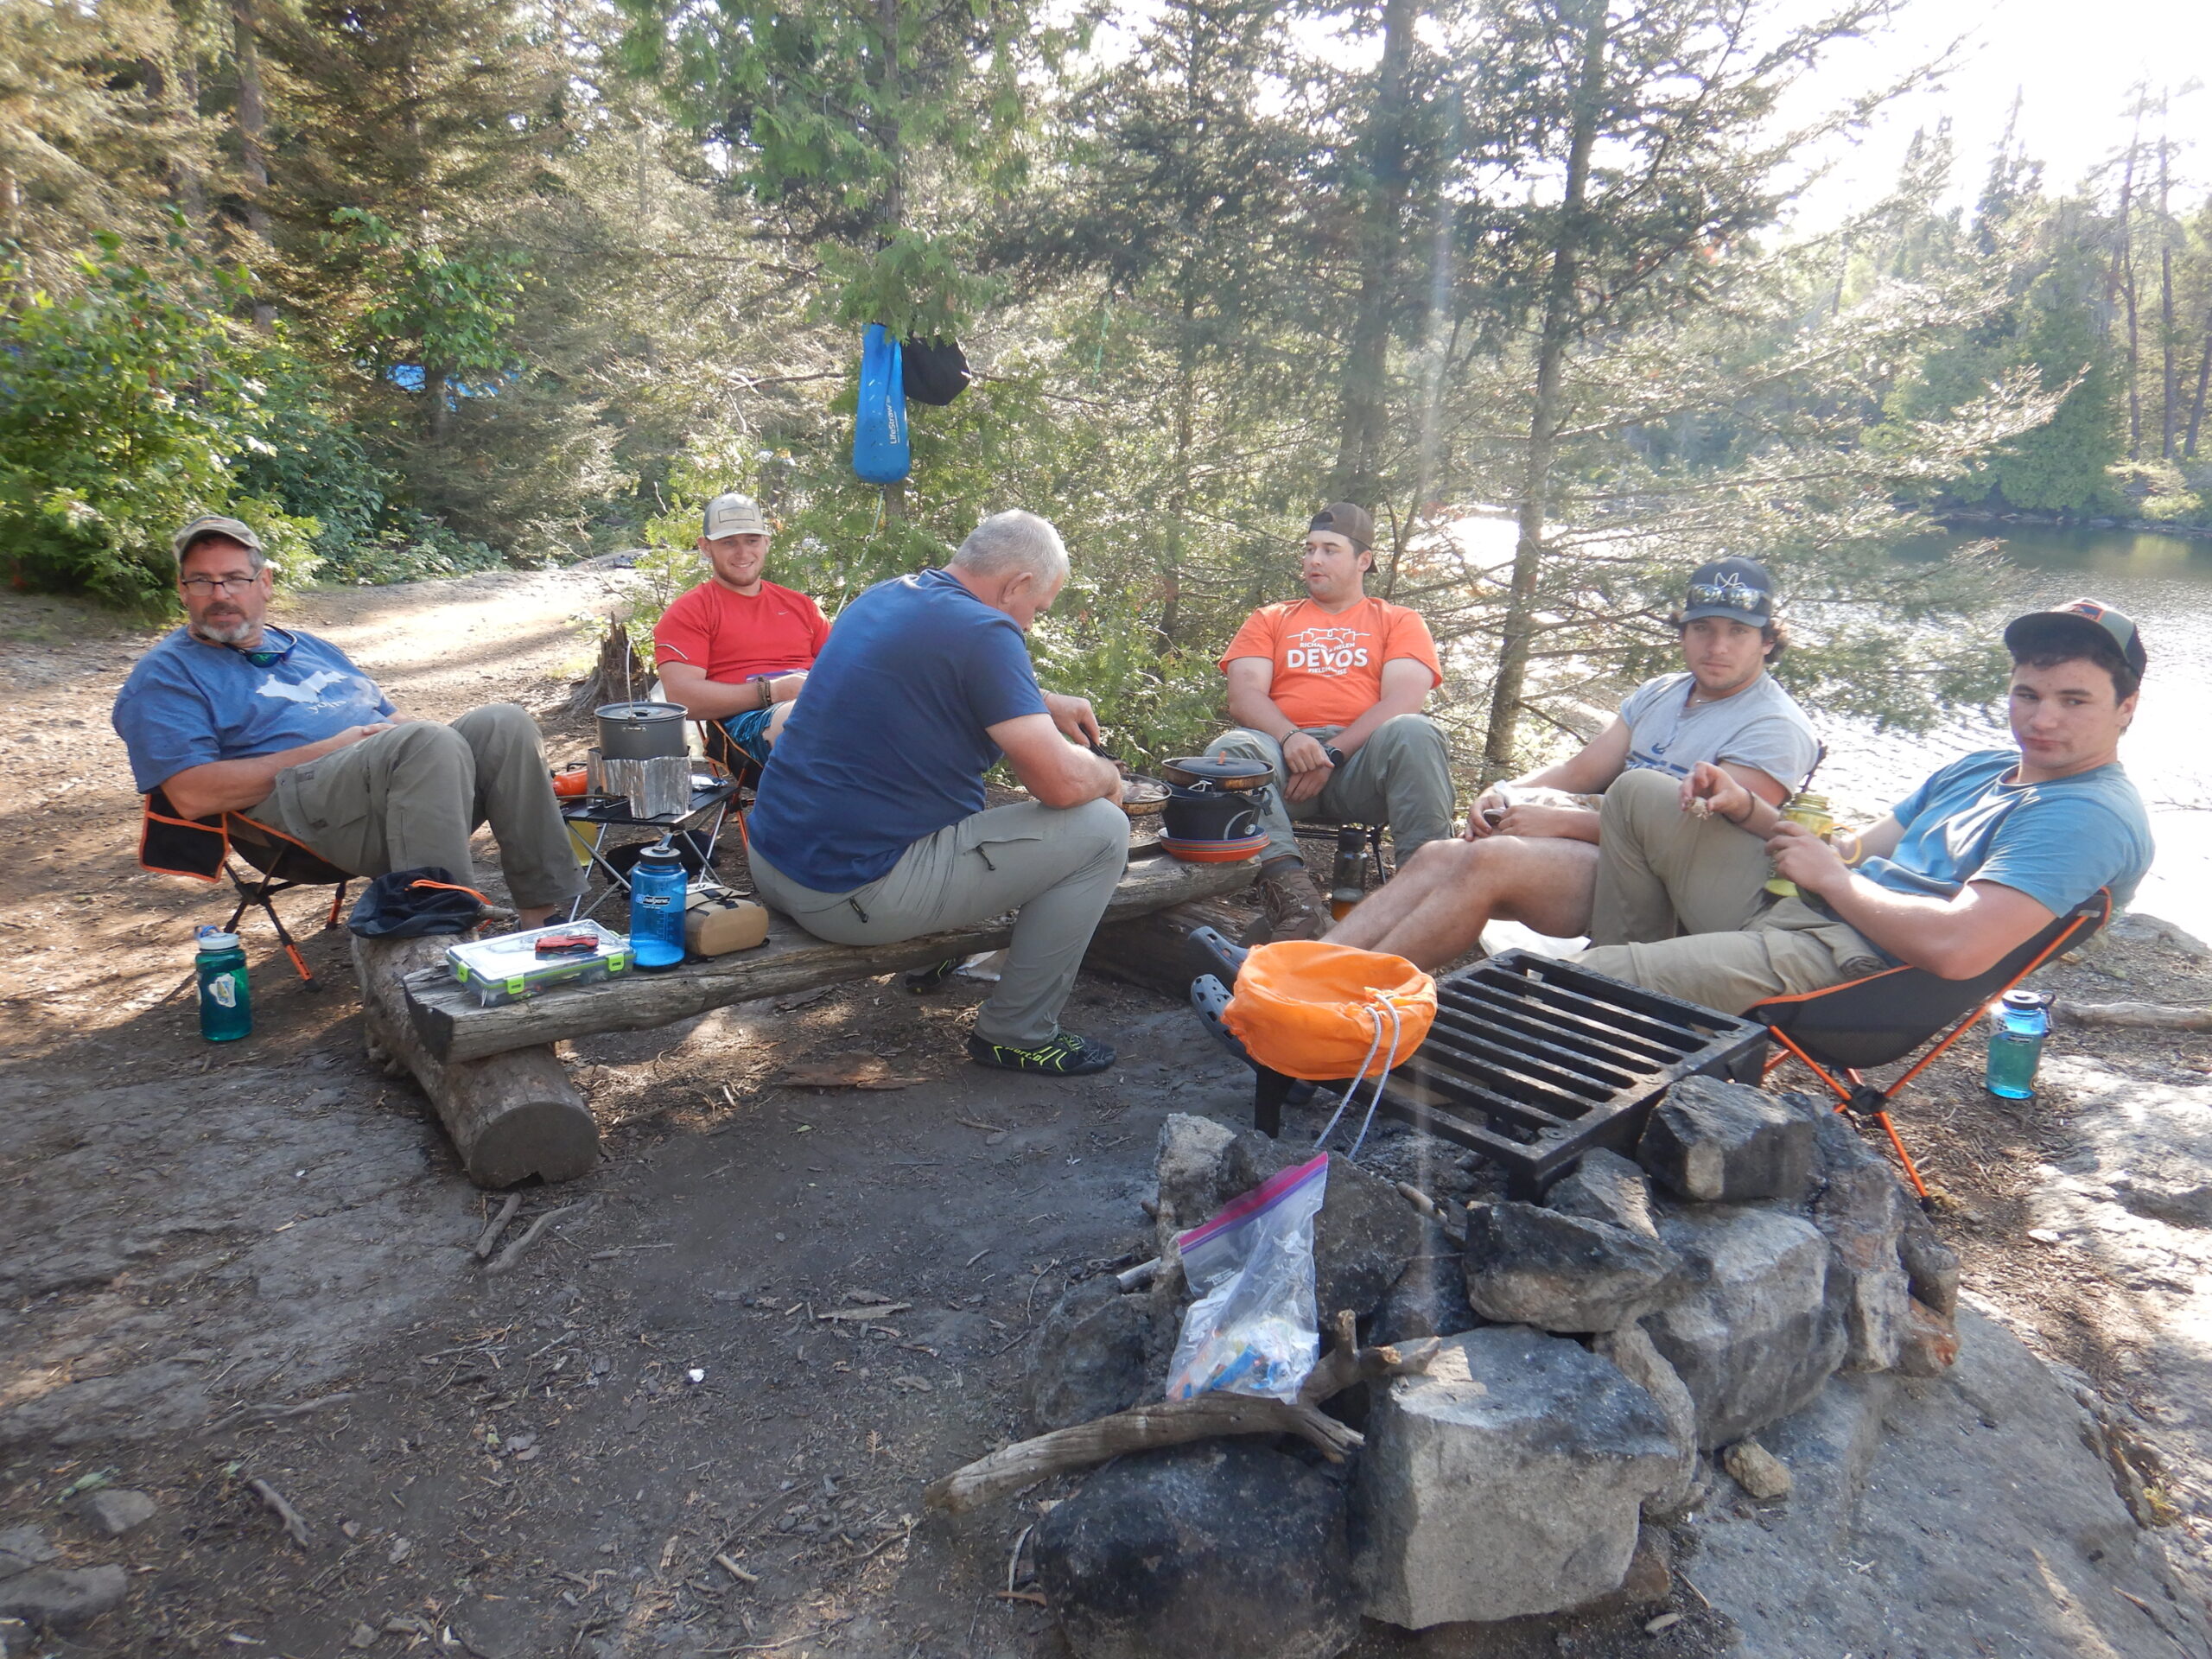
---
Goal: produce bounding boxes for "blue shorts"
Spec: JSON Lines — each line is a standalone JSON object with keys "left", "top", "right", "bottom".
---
{"left": 719, "top": 706, "right": 776, "bottom": 769}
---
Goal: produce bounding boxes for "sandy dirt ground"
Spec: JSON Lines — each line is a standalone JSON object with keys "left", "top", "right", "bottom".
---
{"left": 2, "top": 569, "right": 2208, "bottom": 1658}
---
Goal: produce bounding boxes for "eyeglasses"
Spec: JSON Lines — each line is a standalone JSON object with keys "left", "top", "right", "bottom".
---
{"left": 180, "top": 573, "right": 262, "bottom": 594}
{"left": 1687, "top": 577, "right": 1764, "bottom": 612}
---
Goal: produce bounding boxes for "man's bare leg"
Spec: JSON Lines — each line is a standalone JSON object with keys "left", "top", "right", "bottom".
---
{"left": 1324, "top": 836, "right": 1600, "bottom": 970}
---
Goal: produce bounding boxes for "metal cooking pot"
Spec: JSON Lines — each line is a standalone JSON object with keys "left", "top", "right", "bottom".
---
{"left": 1162, "top": 781, "right": 1270, "bottom": 842}
{"left": 596, "top": 701, "right": 689, "bottom": 761}
{"left": 1160, "top": 755, "right": 1274, "bottom": 792}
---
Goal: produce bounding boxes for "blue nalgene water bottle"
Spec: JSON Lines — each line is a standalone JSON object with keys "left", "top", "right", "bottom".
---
{"left": 627, "top": 839, "right": 689, "bottom": 973}
{"left": 195, "top": 925, "right": 252, "bottom": 1042}
{"left": 1985, "top": 989, "right": 2051, "bottom": 1100}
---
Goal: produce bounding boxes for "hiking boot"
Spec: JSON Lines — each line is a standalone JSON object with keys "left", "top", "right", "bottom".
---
{"left": 1254, "top": 861, "right": 1328, "bottom": 942}
{"left": 965, "top": 1029, "right": 1116, "bottom": 1077}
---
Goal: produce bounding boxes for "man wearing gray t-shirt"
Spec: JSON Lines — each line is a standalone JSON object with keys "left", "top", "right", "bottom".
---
{"left": 1326, "top": 557, "right": 1819, "bottom": 969}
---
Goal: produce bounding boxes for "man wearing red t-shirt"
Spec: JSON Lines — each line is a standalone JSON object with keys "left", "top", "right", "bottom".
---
{"left": 653, "top": 493, "right": 831, "bottom": 767}
{"left": 1205, "top": 502, "right": 1452, "bottom": 938}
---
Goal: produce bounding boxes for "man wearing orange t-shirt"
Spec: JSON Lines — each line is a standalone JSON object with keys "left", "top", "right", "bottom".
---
{"left": 1204, "top": 502, "right": 1452, "bottom": 938}
{"left": 653, "top": 493, "right": 831, "bottom": 768}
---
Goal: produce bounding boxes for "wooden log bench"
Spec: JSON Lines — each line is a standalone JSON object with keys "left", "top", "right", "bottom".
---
{"left": 356, "top": 854, "right": 1255, "bottom": 1189}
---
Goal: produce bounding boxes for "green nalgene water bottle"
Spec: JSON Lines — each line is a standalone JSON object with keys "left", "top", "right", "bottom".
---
{"left": 195, "top": 925, "right": 252, "bottom": 1042}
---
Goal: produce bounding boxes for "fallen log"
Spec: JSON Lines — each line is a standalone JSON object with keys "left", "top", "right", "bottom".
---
{"left": 2053, "top": 1001, "right": 2212, "bottom": 1031}
{"left": 923, "top": 1310, "right": 1438, "bottom": 1515}
{"left": 353, "top": 934, "right": 600, "bottom": 1188}
{"left": 1084, "top": 890, "right": 1255, "bottom": 999}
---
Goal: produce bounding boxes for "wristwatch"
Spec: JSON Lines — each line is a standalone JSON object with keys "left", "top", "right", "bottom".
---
{"left": 1321, "top": 745, "right": 1345, "bottom": 767}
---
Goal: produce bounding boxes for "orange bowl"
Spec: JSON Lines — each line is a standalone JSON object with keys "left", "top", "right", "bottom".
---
{"left": 551, "top": 763, "right": 589, "bottom": 798}
{"left": 1159, "top": 833, "right": 1268, "bottom": 863}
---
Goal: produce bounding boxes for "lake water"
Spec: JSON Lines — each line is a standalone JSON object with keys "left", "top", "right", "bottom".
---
{"left": 1821, "top": 524, "right": 2212, "bottom": 943}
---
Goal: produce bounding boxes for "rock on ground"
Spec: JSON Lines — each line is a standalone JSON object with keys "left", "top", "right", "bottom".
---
{"left": 1033, "top": 1440, "right": 1362, "bottom": 1659}
{"left": 1370, "top": 1219, "right": 1481, "bottom": 1347}
{"left": 1897, "top": 1205, "right": 1961, "bottom": 1317}
{"left": 1638, "top": 1076, "right": 1815, "bottom": 1203}
{"left": 1645, "top": 1205, "right": 1844, "bottom": 1449}
{"left": 1353, "top": 1325, "right": 1680, "bottom": 1628}
{"left": 1806, "top": 1108, "right": 1911, "bottom": 1372}
{"left": 75, "top": 1489, "right": 156, "bottom": 1537}
{"left": 1720, "top": 1438, "right": 1792, "bottom": 1499}
{"left": 0, "top": 1529, "right": 52, "bottom": 1582}
{"left": 1894, "top": 1297, "right": 1961, "bottom": 1377}
{"left": 0, "top": 1565, "right": 129, "bottom": 1631}
{"left": 1589, "top": 1321, "right": 1700, "bottom": 1517}
{"left": 1462, "top": 1202, "right": 1682, "bottom": 1333}
{"left": 1545, "top": 1148, "right": 1659, "bottom": 1237}
{"left": 1691, "top": 1308, "right": 2212, "bottom": 1658}
{"left": 1026, "top": 1281, "right": 1153, "bottom": 1433}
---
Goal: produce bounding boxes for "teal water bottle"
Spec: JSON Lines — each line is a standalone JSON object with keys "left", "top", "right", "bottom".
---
{"left": 627, "top": 838, "right": 689, "bottom": 973}
{"left": 195, "top": 925, "right": 252, "bottom": 1042}
{"left": 1985, "top": 989, "right": 2051, "bottom": 1100}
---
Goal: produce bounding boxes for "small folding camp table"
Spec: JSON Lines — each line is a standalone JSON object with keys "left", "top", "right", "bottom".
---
{"left": 559, "top": 772, "right": 742, "bottom": 923}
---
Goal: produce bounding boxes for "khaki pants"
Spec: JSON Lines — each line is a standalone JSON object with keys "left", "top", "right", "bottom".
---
{"left": 1205, "top": 714, "right": 1455, "bottom": 868}
{"left": 257, "top": 704, "right": 584, "bottom": 911}
{"left": 748, "top": 798, "right": 1128, "bottom": 1048}
{"left": 1576, "top": 770, "right": 1885, "bottom": 1015}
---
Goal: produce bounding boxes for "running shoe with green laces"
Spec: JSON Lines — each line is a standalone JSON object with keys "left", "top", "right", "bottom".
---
{"left": 965, "top": 1029, "right": 1116, "bottom": 1076}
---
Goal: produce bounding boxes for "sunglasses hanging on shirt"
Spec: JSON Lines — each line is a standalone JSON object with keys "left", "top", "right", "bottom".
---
{"left": 222, "top": 626, "right": 301, "bottom": 671}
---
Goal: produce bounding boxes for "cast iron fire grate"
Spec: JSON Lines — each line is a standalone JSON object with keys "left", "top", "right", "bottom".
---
{"left": 1250, "top": 949, "right": 1767, "bottom": 1199}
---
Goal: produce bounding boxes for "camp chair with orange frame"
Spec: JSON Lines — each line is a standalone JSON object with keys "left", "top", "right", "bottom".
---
{"left": 1748, "top": 888, "right": 2111, "bottom": 1205}
{"left": 140, "top": 786, "right": 354, "bottom": 988}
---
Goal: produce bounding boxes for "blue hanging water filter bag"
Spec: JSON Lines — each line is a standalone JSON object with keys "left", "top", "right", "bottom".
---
{"left": 852, "top": 324, "right": 912, "bottom": 484}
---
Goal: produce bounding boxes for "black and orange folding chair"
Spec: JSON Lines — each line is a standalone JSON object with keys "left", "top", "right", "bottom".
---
{"left": 140, "top": 788, "right": 355, "bottom": 988}
{"left": 1749, "top": 889, "right": 2111, "bottom": 1205}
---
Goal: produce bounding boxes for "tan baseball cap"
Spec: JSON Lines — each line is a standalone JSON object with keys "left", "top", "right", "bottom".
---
{"left": 702, "top": 494, "right": 771, "bottom": 540}
{"left": 173, "top": 514, "right": 264, "bottom": 561}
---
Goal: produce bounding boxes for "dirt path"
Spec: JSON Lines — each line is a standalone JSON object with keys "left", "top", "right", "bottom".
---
{"left": 2, "top": 571, "right": 2208, "bottom": 1656}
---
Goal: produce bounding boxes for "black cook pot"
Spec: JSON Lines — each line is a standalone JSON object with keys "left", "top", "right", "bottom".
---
{"left": 1162, "top": 781, "right": 1271, "bottom": 842}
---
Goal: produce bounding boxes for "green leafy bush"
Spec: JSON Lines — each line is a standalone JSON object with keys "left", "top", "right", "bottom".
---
{"left": 0, "top": 232, "right": 320, "bottom": 607}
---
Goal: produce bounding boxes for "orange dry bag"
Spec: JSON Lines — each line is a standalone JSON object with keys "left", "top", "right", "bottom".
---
{"left": 1221, "top": 941, "right": 1437, "bottom": 1083}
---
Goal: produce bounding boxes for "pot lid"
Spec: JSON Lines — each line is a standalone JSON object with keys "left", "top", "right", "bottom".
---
{"left": 596, "top": 701, "right": 685, "bottom": 721}
{"left": 1164, "top": 755, "right": 1274, "bottom": 782}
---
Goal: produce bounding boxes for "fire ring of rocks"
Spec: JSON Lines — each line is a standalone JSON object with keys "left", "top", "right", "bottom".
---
{"left": 987, "top": 1077, "right": 1961, "bottom": 1656}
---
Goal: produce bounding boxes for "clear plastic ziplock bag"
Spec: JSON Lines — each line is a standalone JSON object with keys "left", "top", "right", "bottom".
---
{"left": 1164, "top": 1153, "right": 1328, "bottom": 1402}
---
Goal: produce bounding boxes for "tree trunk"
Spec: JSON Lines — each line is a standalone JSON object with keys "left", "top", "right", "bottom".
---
{"left": 2183, "top": 306, "right": 2212, "bottom": 460}
{"left": 1482, "top": 0, "right": 1609, "bottom": 780}
{"left": 231, "top": 0, "right": 276, "bottom": 325}
{"left": 2158, "top": 136, "right": 2177, "bottom": 459}
{"left": 2111, "top": 89, "right": 2145, "bottom": 461}
{"left": 1410, "top": 91, "right": 1463, "bottom": 543}
{"left": 1327, "top": 0, "right": 1417, "bottom": 506}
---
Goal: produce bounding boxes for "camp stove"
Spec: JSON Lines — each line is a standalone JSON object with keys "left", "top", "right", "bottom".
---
{"left": 1252, "top": 949, "right": 1766, "bottom": 1198}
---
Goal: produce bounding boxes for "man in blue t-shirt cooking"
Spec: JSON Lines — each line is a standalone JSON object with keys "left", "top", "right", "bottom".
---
{"left": 112, "top": 516, "right": 582, "bottom": 925}
{"left": 1574, "top": 598, "right": 2155, "bottom": 1014}
{"left": 745, "top": 511, "right": 1128, "bottom": 1076}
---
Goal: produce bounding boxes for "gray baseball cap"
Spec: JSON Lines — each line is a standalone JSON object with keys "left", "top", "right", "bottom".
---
{"left": 702, "top": 494, "right": 771, "bottom": 539}
{"left": 173, "top": 514, "right": 264, "bottom": 561}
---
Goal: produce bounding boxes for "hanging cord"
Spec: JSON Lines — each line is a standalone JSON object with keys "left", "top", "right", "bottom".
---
{"left": 1313, "top": 989, "right": 1411, "bottom": 1162}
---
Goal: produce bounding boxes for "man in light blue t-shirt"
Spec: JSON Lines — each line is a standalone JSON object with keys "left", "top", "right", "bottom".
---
{"left": 1328, "top": 556, "right": 1818, "bottom": 967}
{"left": 747, "top": 512, "right": 1128, "bottom": 1077}
{"left": 113, "top": 516, "right": 582, "bottom": 924}
{"left": 1577, "top": 598, "right": 2154, "bottom": 1014}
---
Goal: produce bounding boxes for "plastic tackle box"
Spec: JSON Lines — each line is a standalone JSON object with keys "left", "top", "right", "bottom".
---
{"left": 446, "top": 920, "right": 633, "bottom": 1006}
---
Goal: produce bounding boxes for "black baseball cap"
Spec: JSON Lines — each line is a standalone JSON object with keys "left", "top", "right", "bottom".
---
{"left": 2003, "top": 597, "right": 2147, "bottom": 682}
{"left": 1681, "top": 557, "right": 1775, "bottom": 625}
